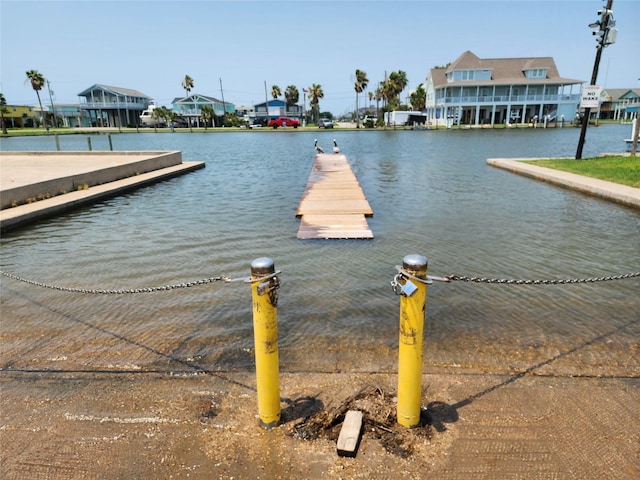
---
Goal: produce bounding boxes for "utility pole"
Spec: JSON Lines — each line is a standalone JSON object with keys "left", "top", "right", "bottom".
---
{"left": 264, "top": 81, "right": 270, "bottom": 120}
{"left": 303, "top": 88, "right": 307, "bottom": 127}
{"left": 46, "top": 80, "right": 58, "bottom": 128}
{"left": 576, "top": 0, "right": 617, "bottom": 159}
{"left": 219, "top": 77, "right": 226, "bottom": 127}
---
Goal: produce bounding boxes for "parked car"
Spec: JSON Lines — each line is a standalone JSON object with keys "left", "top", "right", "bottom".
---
{"left": 171, "top": 117, "right": 189, "bottom": 128}
{"left": 362, "top": 115, "right": 377, "bottom": 127}
{"left": 250, "top": 117, "right": 269, "bottom": 128}
{"left": 318, "top": 118, "right": 334, "bottom": 128}
{"left": 268, "top": 116, "right": 300, "bottom": 129}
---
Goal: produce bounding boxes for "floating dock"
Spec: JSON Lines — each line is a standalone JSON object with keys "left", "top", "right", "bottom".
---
{"left": 296, "top": 153, "right": 373, "bottom": 239}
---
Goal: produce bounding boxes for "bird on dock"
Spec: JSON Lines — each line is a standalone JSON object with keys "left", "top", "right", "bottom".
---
{"left": 332, "top": 139, "right": 340, "bottom": 154}
{"left": 314, "top": 139, "right": 324, "bottom": 153}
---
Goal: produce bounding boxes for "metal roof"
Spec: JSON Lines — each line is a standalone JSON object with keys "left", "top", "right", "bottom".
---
{"left": 77, "top": 84, "right": 151, "bottom": 99}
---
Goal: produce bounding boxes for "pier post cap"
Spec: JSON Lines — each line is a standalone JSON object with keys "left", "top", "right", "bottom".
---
{"left": 402, "top": 254, "right": 428, "bottom": 277}
{"left": 251, "top": 257, "right": 275, "bottom": 276}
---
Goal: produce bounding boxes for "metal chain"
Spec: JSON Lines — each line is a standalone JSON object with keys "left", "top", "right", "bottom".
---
{"left": 445, "top": 272, "right": 640, "bottom": 285}
{"left": 0, "top": 270, "right": 240, "bottom": 294}
{"left": 4, "top": 268, "right": 639, "bottom": 296}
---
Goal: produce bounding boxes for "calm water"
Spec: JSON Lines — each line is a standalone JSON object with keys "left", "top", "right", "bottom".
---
{"left": 1, "top": 125, "right": 638, "bottom": 377}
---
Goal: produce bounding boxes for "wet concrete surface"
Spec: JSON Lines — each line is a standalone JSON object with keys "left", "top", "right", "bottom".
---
{"left": 1, "top": 366, "right": 638, "bottom": 479}
{"left": 1, "top": 152, "right": 638, "bottom": 478}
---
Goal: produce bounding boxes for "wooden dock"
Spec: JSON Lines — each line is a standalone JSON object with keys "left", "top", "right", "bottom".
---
{"left": 296, "top": 153, "right": 373, "bottom": 239}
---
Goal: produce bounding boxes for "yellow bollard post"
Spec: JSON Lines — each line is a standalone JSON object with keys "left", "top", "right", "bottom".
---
{"left": 250, "top": 257, "right": 281, "bottom": 428}
{"left": 396, "top": 254, "right": 428, "bottom": 428}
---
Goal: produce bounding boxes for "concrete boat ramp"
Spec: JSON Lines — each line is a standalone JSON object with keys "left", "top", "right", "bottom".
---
{"left": 0, "top": 151, "right": 204, "bottom": 232}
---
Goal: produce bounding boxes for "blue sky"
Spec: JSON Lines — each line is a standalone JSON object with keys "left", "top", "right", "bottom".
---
{"left": 1, "top": 0, "right": 638, "bottom": 115}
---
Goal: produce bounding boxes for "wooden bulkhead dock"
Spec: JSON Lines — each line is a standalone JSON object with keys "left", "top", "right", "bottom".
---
{"left": 296, "top": 153, "right": 373, "bottom": 239}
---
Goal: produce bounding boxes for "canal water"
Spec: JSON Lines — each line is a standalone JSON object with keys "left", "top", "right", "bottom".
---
{"left": 1, "top": 125, "right": 638, "bottom": 377}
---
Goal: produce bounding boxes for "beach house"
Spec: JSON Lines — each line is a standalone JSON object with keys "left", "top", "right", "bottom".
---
{"left": 424, "top": 51, "right": 583, "bottom": 127}
{"left": 78, "top": 84, "right": 152, "bottom": 127}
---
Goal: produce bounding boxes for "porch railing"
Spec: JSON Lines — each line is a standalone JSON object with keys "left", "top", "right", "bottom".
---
{"left": 439, "top": 94, "right": 580, "bottom": 105}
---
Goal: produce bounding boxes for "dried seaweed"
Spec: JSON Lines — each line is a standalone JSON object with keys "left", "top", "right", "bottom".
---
{"left": 293, "top": 385, "right": 432, "bottom": 457}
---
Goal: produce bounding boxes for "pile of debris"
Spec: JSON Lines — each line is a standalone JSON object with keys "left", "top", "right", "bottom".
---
{"left": 292, "top": 385, "right": 432, "bottom": 458}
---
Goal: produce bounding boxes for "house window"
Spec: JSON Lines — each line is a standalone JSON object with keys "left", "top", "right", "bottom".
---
{"left": 453, "top": 69, "right": 492, "bottom": 81}
{"left": 525, "top": 68, "right": 547, "bottom": 79}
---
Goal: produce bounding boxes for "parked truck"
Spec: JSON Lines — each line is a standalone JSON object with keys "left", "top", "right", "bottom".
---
{"left": 383, "top": 111, "right": 427, "bottom": 126}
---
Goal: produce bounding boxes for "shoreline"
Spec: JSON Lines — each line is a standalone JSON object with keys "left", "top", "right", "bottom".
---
{"left": 487, "top": 157, "right": 640, "bottom": 209}
{"left": 3, "top": 120, "right": 626, "bottom": 137}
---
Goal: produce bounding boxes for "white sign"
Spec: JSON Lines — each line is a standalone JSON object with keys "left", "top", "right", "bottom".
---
{"left": 580, "top": 85, "right": 602, "bottom": 108}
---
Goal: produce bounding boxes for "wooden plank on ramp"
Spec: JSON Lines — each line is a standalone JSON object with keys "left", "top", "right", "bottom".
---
{"left": 296, "top": 153, "right": 373, "bottom": 239}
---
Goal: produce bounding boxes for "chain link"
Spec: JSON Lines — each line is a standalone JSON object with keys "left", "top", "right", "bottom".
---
{"left": 0, "top": 270, "right": 237, "bottom": 294}
{"left": 445, "top": 272, "right": 640, "bottom": 285}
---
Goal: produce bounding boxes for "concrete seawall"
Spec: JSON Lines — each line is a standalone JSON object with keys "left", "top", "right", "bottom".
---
{"left": 0, "top": 151, "right": 205, "bottom": 231}
{"left": 487, "top": 157, "right": 640, "bottom": 209}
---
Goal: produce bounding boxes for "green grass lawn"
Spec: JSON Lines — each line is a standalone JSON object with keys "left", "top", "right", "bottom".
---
{"left": 525, "top": 156, "right": 640, "bottom": 188}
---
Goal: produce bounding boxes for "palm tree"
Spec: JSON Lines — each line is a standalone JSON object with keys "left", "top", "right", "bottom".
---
{"left": 379, "top": 71, "right": 409, "bottom": 123}
{"left": 271, "top": 85, "right": 282, "bottom": 115}
{"left": 409, "top": 84, "right": 426, "bottom": 111}
{"left": 151, "top": 106, "right": 167, "bottom": 132}
{"left": 25, "top": 70, "right": 46, "bottom": 128}
{"left": 181, "top": 75, "right": 194, "bottom": 132}
{"left": 284, "top": 85, "right": 299, "bottom": 116}
{"left": 0, "top": 93, "right": 8, "bottom": 134}
{"left": 181, "top": 75, "right": 194, "bottom": 99}
{"left": 200, "top": 104, "right": 214, "bottom": 130}
{"left": 388, "top": 70, "right": 408, "bottom": 110}
{"left": 354, "top": 69, "right": 369, "bottom": 128}
{"left": 166, "top": 109, "right": 177, "bottom": 131}
{"left": 308, "top": 84, "right": 324, "bottom": 124}
{"left": 373, "top": 85, "right": 383, "bottom": 123}
{"left": 391, "top": 70, "right": 408, "bottom": 92}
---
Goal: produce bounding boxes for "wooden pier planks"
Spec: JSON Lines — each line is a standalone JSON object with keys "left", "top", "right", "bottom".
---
{"left": 296, "top": 153, "right": 373, "bottom": 239}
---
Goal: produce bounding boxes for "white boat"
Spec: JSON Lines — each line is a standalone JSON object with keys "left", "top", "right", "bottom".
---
{"left": 139, "top": 105, "right": 165, "bottom": 127}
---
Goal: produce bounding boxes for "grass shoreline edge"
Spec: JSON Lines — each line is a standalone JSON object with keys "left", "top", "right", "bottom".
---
{"left": 488, "top": 157, "right": 640, "bottom": 209}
